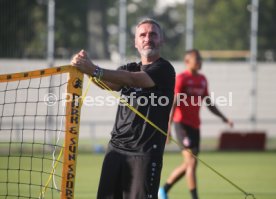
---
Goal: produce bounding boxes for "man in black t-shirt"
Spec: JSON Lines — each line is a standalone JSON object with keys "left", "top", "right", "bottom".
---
{"left": 71, "top": 18, "right": 175, "bottom": 199}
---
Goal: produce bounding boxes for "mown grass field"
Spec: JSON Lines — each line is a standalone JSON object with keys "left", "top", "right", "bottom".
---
{"left": 1, "top": 152, "right": 276, "bottom": 199}
{"left": 74, "top": 152, "right": 276, "bottom": 199}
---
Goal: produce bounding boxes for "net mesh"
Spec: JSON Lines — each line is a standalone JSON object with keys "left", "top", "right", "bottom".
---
{"left": 0, "top": 70, "right": 70, "bottom": 198}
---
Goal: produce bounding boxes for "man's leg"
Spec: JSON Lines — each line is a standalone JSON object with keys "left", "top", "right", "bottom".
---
{"left": 161, "top": 150, "right": 187, "bottom": 193}
{"left": 122, "top": 155, "right": 163, "bottom": 199}
{"left": 97, "top": 150, "right": 123, "bottom": 199}
{"left": 184, "top": 148, "right": 199, "bottom": 199}
{"left": 184, "top": 125, "right": 200, "bottom": 199}
{"left": 159, "top": 123, "right": 188, "bottom": 198}
{"left": 159, "top": 123, "right": 200, "bottom": 199}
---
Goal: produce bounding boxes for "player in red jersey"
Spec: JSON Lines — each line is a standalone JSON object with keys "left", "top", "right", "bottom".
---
{"left": 159, "top": 49, "right": 233, "bottom": 199}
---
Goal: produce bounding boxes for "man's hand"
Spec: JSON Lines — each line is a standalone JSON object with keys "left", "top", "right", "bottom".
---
{"left": 225, "top": 119, "right": 234, "bottom": 128}
{"left": 71, "top": 50, "right": 96, "bottom": 75}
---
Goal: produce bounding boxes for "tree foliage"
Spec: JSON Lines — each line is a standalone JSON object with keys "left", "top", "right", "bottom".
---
{"left": 195, "top": 0, "right": 250, "bottom": 50}
{"left": 0, "top": 0, "right": 275, "bottom": 60}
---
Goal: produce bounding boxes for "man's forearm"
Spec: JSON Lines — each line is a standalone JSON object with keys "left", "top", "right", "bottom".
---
{"left": 101, "top": 69, "right": 134, "bottom": 87}
{"left": 207, "top": 105, "right": 227, "bottom": 122}
{"left": 100, "top": 68, "right": 155, "bottom": 88}
{"left": 71, "top": 50, "right": 155, "bottom": 88}
{"left": 205, "top": 97, "right": 227, "bottom": 122}
{"left": 85, "top": 66, "right": 146, "bottom": 88}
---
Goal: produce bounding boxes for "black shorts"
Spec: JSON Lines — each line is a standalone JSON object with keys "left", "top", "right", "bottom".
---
{"left": 174, "top": 122, "right": 200, "bottom": 151}
{"left": 97, "top": 147, "right": 163, "bottom": 199}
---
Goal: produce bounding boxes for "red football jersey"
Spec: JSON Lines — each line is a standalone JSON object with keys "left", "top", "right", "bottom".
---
{"left": 173, "top": 70, "right": 209, "bottom": 129}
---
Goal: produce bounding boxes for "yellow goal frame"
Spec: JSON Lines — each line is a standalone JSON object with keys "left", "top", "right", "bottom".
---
{"left": 0, "top": 65, "right": 83, "bottom": 199}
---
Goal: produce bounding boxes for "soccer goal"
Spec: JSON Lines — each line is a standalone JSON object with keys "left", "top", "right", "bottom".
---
{"left": 0, "top": 66, "right": 83, "bottom": 199}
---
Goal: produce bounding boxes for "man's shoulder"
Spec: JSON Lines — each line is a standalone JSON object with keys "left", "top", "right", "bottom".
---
{"left": 178, "top": 71, "right": 206, "bottom": 79}
{"left": 177, "top": 71, "right": 188, "bottom": 79}
{"left": 154, "top": 58, "right": 175, "bottom": 75}
{"left": 157, "top": 57, "right": 173, "bottom": 67}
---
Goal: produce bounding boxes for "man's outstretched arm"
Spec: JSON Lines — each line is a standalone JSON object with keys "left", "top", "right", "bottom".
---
{"left": 71, "top": 50, "right": 155, "bottom": 89}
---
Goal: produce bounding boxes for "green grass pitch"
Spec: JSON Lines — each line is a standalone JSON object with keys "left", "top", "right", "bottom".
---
{"left": 1, "top": 152, "right": 276, "bottom": 199}
{"left": 74, "top": 152, "right": 276, "bottom": 199}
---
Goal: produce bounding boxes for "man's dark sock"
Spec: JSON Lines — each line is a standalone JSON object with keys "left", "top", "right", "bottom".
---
{"left": 190, "top": 188, "right": 198, "bottom": 199}
{"left": 163, "top": 183, "right": 172, "bottom": 193}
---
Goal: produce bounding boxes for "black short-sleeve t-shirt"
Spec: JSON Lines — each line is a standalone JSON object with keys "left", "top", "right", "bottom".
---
{"left": 109, "top": 57, "right": 175, "bottom": 155}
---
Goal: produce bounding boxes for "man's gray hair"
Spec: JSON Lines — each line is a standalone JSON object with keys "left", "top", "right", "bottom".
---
{"left": 136, "top": 18, "right": 163, "bottom": 38}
